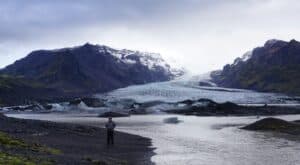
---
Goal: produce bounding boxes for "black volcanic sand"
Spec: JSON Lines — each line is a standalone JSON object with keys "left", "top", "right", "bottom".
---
{"left": 242, "top": 117, "right": 300, "bottom": 135}
{"left": 0, "top": 113, "right": 154, "bottom": 165}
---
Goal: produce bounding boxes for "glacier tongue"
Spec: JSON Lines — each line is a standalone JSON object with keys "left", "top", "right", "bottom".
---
{"left": 96, "top": 74, "right": 290, "bottom": 104}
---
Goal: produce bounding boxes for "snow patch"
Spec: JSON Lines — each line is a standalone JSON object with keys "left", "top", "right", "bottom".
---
{"left": 233, "top": 50, "right": 253, "bottom": 66}
{"left": 101, "top": 46, "right": 171, "bottom": 71}
{"left": 45, "top": 43, "right": 184, "bottom": 77}
{"left": 241, "top": 50, "right": 253, "bottom": 62}
{"left": 123, "top": 59, "right": 137, "bottom": 64}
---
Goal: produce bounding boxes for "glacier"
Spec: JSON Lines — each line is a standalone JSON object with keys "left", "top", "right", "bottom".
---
{"left": 96, "top": 74, "right": 296, "bottom": 105}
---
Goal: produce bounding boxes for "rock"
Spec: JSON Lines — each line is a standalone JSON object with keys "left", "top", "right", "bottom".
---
{"left": 167, "top": 99, "right": 300, "bottom": 116}
{"left": 69, "top": 99, "right": 82, "bottom": 106}
{"left": 163, "top": 117, "right": 181, "bottom": 124}
{"left": 242, "top": 117, "right": 300, "bottom": 135}
{"left": 42, "top": 104, "right": 53, "bottom": 110}
{"left": 179, "top": 99, "right": 195, "bottom": 105}
{"left": 81, "top": 97, "right": 105, "bottom": 107}
{"left": 138, "top": 101, "right": 165, "bottom": 108}
{"left": 168, "top": 99, "right": 241, "bottom": 116}
{"left": 98, "top": 111, "right": 130, "bottom": 118}
{"left": 197, "top": 98, "right": 218, "bottom": 107}
{"left": 217, "top": 102, "right": 239, "bottom": 110}
{"left": 129, "top": 108, "right": 148, "bottom": 115}
{"left": 6, "top": 104, "right": 44, "bottom": 112}
{"left": 294, "top": 120, "right": 300, "bottom": 123}
{"left": 197, "top": 98, "right": 216, "bottom": 103}
{"left": 199, "top": 81, "right": 214, "bottom": 87}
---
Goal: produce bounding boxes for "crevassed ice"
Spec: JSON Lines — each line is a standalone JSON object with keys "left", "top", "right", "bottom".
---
{"left": 97, "top": 75, "right": 290, "bottom": 104}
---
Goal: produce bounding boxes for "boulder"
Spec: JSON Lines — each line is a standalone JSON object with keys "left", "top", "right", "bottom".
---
{"left": 129, "top": 108, "right": 148, "bottom": 115}
{"left": 199, "top": 81, "right": 214, "bottom": 87}
{"left": 81, "top": 97, "right": 105, "bottom": 107}
{"left": 217, "top": 102, "right": 239, "bottom": 109}
{"left": 69, "top": 99, "right": 82, "bottom": 106}
{"left": 98, "top": 111, "right": 130, "bottom": 118}
{"left": 197, "top": 98, "right": 218, "bottom": 107}
{"left": 294, "top": 120, "right": 300, "bottom": 123}
{"left": 42, "top": 104, "right": 53, "bottom": 110}
{"left": 179, "top": 99, "right": 195, "bottom": 105}
{"left": 163, "top": 117, "right": 181, "bottom": 124}
{"left": 242, "top": 117, "right": 300, "bottom": 135}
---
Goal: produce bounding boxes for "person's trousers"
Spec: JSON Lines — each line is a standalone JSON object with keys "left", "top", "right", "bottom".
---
{"left": 107, "top": 130, "right": 114, "bottom": 145}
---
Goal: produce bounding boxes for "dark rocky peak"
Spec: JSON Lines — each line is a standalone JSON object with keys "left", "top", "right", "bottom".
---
{"left": 82, "top": 42, "right": 93, "bottom": 47}
{"left": 263, "top": 39, "right": 287, "bottom": 48}
{"left": 287, "top": 39, "right": 300, "bottom": 48}
{"left": 289, "top": 39, "right": 299, "bottom": 44}
{"left": 211, "top": 38, "right": 300, "bottom": 94}
{"left": 80, "top": 43, "right": 110, "bottom": 53}
{"left": 231, "top": 39, "right": 299, "bottom": 66}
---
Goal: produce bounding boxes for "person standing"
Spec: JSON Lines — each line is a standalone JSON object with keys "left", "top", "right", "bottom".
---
{"left": 105, "top": 117, "right": 116, "bottom": 146}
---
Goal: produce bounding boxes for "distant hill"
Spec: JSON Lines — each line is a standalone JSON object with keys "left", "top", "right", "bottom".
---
{"left": 211, "top": 39, "right": 300, "bottom": 94}
{"left": 0, "top": 43, "right": 182, "bottom": 106}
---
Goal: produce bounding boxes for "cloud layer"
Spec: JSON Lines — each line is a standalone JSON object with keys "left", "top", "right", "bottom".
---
{"left": 1, "top": 0, "right": 300, "bottom": 73}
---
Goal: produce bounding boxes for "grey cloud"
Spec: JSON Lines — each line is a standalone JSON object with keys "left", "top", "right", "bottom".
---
{"left": 0, "top": 0, "right": 232, "bottom": 42}
{"left": 0, "top": 0, "right": 300, "bottom": 72}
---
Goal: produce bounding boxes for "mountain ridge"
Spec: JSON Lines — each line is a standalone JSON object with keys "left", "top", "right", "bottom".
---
{"left": 211, "top": 39, "right": 300, "bottom": 94}
{"left": 0, "top": 43, "right": 182, "bottom": 106}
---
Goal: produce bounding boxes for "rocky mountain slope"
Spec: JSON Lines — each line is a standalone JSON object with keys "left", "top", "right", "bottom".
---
{"left": 0, "top": 74, "right": 74, "bottom": 106}
{"left": 211, "top": 39, "right": 300, "bottom": 94}
{"left": 0, "top": 43, "right": 180, "bottom": 106}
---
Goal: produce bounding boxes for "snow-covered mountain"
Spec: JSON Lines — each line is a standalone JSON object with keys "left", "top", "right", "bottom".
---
{"left": 0, "top": 43, "right": 184, "bottom": 106}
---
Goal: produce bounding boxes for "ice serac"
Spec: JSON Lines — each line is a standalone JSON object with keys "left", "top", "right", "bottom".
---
{"left": 0, "top": 43, "right": 183, "bottom": 105}
{"left": 211, "top": 39, "right": 300, "bottom": 94}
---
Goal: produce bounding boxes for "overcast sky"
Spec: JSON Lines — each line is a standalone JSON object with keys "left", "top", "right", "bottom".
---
{"left": 0, "top": 0, "right": 300, "bottom": 73}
